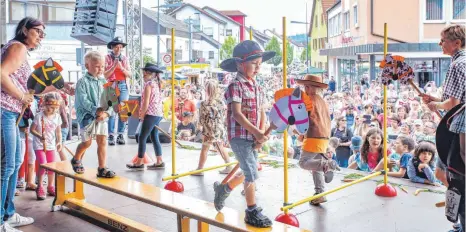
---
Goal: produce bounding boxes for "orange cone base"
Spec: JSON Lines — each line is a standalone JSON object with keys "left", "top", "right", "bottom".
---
{"left": 375, "top": 183, "right": 397, "bottom": 197}
{"left": 257, "top": 162, "right": 262, "bottom": 171}
{"left": 164, "top": 180, "right": 184, "bottom": 193}
{"left": 131, "top": 154, "right": 154, "bottom": 164}
{"left": 275, "top": 213, "right": 299, "bottom": 227}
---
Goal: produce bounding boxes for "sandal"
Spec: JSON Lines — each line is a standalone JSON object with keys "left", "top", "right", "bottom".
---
{"left": 97, "top": 167, "right": 116, "bottom": 178}
{"left": 71, "top": 158, "right": 85, "bottom": 174}
{"left": 47, "top": 186, "right": 56, "bottom": 196}
{"left": 26, "top": 183, "right": 37, "bottom": 191}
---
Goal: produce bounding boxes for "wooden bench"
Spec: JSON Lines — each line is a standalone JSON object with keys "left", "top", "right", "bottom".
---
{"left": 42, "top": 161, "right": 311, "bottom": 232}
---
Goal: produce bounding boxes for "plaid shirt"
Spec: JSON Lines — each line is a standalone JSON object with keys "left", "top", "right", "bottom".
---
{"left": 449, "top": 105, "right": 465, "bottom": 134}
{"left": 225, "top": 73, "right": 264, "bottom": 141}
{"left": 442, "top": 50, "right": 465, "bottom": 103}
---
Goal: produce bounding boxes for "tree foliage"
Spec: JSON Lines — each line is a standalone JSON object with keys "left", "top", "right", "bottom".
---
{"left": 163, "top": 0, "right": 183, "bottom": 14}
{"left": 220, "top": 36, "right": 237, "bottom": 60}
{"left": 300, "top": 41, "right": 311, "bottom": 63}
{"left": 286, "top": 41, "right": 294, "bottom": 65}
{"left": 265, "top": 37, "right": 282, "bottom": 66}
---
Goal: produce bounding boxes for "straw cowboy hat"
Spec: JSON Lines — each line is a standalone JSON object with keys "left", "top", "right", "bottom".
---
{"left": 141, "top": 62, "right": 163, "bottom": 73}
{"left": 220, "top": 40, "right": 276, "bottom": 72}
{"left": 107, "top": 37, "right": 127, "bottom": 49}
{"left": 296, "top": 74, "right": 329, "bottom": 89}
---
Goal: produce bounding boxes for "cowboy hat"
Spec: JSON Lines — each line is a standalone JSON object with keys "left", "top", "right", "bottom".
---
{"left": 141, "top": 62, "right": 163, "bottom": 73}
{"left": 220, "top": 40, "right": 276, "bottom": 72}
{"left": 107, "top": 37, "right": 127, "bottom": 49}
{"left": 296, "top": 74, "right": 328, "bottom": 89}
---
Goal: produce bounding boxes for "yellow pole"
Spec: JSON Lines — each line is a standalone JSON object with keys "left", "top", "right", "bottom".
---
{"left": 163, "top": 154, "right": 268, "bottom": 181}
{"left": 171, "top": 28, "right": 176, "bottom": 176}
{"left": 383, "top": 23, "right": 388, "bottom": 185}
{"left": 282, "top": 16, "right": 289, "bottom": 214}
{"left": 249, "top": 27, "right": 253, "bottom": 40}
{"left": 281, "top": 171, "right": 382, "bottom": 211}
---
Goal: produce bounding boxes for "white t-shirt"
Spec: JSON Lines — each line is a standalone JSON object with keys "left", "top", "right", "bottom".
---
{"left": 33, "top": 112, "right": 62, "bottom": 151}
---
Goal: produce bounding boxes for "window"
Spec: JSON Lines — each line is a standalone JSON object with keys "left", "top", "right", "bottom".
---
{"left": 353, "top": 5, "right": 358, "bottom": 26}
{"left": 166, "top": 38, "right": 172, "bottom": 50}
{"left": 425, "top": 0, "right": 443, "bottom": 20}
{"left": 315, "top": 15, "right": 318, "bottom": 27}
{"left": 220, "top": 29, "right": 224, "bottom": 36}
{"left": 209, "top": 51, "right": 214, "bottom": 59}
{"left": 226, "top": 29, "right": 232, "bottom": 36}
{"left": 9, "top": 1, "right": 75, "bottom": 23}
{"left": 453, "top": 0, "right": 466, "bottom": 20}
{"left": 343, "top": 12, "right": 350, "bottom": 31}
{"left": 328, "top": 13, "right": 341, "bottom": 37}
{"left": 185, "top": 41, "right": 189, "bottom": 51}
{"left": 47, "top": 2, "right": 75, "bottom": 22}
{"left": 204, "top": 27, "right": 213, "bottom": 37}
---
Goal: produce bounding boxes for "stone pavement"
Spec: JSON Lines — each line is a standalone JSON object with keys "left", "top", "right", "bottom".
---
{"left": 14, "top": 138, "right": 452, "bottom": 232}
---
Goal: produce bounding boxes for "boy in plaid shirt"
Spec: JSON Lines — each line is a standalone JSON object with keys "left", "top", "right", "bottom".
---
{"left": 213, "top": 41, "right": 276, "bottom": 228}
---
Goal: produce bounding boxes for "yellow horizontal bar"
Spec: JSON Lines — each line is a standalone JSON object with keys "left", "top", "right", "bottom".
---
{"left": 162, "top": 153, "right": 268, "bottom": 181}
{"left": 65, "top": 198, "right": 159, "bottom": 232}
{"left": 281, "top": 171, "right": 382, "bottom": 211}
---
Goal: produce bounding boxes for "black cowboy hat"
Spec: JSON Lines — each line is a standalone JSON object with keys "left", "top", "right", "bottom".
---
{"left": 107, "top": 37, "right": 127, "bottom": 49}
{"left": 220, "top": 40, "right": 276, "bottom": 72}
{"left": 436, "top": 103, "right": 465, "bottom": 174}
{"left": 141, "top": 62, "right": 163, "bottom": 73}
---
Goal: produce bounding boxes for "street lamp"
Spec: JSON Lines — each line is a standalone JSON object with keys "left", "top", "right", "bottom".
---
{"left": 152, "top": 2, "right": 183, "bottom": 65}
{"left": 290, "top": 1, "right": 310, "bottom": 69}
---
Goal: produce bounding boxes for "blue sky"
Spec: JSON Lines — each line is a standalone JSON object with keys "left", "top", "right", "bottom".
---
{"left": 142, "top": 0, "right": 313, "bottom": 36}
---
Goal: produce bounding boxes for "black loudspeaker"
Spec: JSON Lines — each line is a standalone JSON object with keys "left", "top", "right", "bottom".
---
{"left": 71, "top": 0, "right": 119, "bottom": 45}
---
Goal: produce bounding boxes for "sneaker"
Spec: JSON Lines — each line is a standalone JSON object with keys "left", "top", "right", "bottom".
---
{"left": 309, "top": 193, "right": 327, "bottom": 206}
{"left": 36, "top": 187, "right": 46, "bottom": 200}
{"left": 323, "top": 160, "right": 340, "bottom": 183}
{"left": 219, "top": 166, "right": 233, "bottom": 174}
{"left": 108, "top": 135, "right": 116, "bottom": 146}
{"left": 16, "top": 179, "right": 25, "bottom": 189}
{"left": 4, "top": 213, "right": 34, "bottom": 228}
{"left": 213, "top": 181, "right": 231, "bottom": 211}
{"left": 1, "top": 223, "right": 22, "bottom": 232}
{"left": 117, "top": 134, "right": 125, "bottom": 145}
{"left": 190, "top": 169, "right": 204, "bottom": 176}
{"left": 47, "top": 186, "right": 56, "bottom": 196}
{"left": 126, "top": 163, "right": 145, "bottom": 171}
{"left": 244, "top": 207, "right": 272, "bottom": 228}
{"left": 147, "top": 162, "right": 165, "bottom": 170}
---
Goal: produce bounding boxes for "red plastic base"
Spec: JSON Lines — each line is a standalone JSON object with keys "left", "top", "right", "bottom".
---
{"left": 131, "top": 154, "right": 154, "bottom": 164}
{"left": 164, "top": 180, "right": 184, "bottom": 193}
{"left": 257, "top": 162, "right": 263, "bottom": 171}
{"left": 275, "top": 213, "right": 300, "bottom": 227}
{"left": 375, "top": 183, "right": 397, "bottom": 197}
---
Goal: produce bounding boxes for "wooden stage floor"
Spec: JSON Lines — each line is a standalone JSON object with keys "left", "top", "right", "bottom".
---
{"left": 14, "top": 138, "right": 451, "bottom": 232}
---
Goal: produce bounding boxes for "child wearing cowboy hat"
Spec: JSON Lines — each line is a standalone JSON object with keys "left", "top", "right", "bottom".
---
{"left": 296, "top": 74, "right": 340, "bottom": 206}
{"left": 213, "top": 40, "right": 275, "bottom": 228}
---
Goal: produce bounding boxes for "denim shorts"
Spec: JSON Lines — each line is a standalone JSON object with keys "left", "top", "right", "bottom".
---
{"left": 230, "top": 137, "right": 258, "bottom": 182}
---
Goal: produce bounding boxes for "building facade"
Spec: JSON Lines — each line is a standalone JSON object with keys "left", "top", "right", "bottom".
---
{"left": 202, "top": 7, "right": 241, "bottom": 44}
{"left": 321, "top": 0, "right": 465, "bottom": 91}
{"left": 309, "top": 0, "right": 338, "bottom": 71}
{"left": 219, "top": 10, "right": 247, "bottom": 42}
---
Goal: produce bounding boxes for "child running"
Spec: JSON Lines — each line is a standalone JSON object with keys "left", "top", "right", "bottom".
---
{"left": 407, "top": 141, "right": 439, "bottom": 185}
{"left": 192, "top": 79, "right": 232, "bottom": 175}
{"left": 127, "top": 63, "right": 165, "bottom": 170}
{"left": 71, "top": 51, "right": 115, "bottom": 178}
{"left": 30, "top": 93, "right": 62, "bottom": 200}
{"left": 213, "top": 40, "right": 274, "bottom": 227}
{"left": 296, "top": 74, "right": 339, "bottom": 205}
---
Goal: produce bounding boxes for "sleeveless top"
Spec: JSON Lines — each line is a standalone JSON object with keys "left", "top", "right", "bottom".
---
{"left": 140, "top": 79, "right": 163, "bottom": 117}
{"left": 1, "top": 40, "right": 31, "bottom": 113}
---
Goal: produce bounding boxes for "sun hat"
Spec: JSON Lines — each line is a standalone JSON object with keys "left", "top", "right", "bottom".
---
{"left": 220, "top": 40, "right": 276, "bottom": 72}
